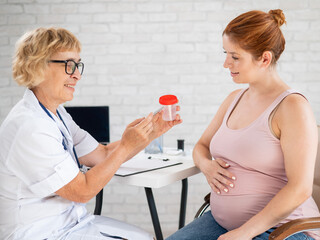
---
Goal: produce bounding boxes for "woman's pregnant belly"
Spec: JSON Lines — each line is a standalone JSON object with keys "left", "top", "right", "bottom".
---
{"left": 210, "top": 166, "right": 287, "bottom": 230}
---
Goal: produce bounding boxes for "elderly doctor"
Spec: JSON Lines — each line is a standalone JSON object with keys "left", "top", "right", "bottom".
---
{"left": 0, "top": 27, "right": 182, "bottom": 240}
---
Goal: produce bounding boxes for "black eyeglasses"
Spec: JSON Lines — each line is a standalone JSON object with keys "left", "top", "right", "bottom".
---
{"left": 49, "top": 60, "right": 84, "bottom": 75}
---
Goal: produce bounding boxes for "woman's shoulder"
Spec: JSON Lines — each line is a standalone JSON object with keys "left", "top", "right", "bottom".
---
{"left": 10, "top": 104, "right": 60, "bottom": 137}
{"left": 220, "top": 88, "right": 244, "bottom": 110}
{"left": 275, "top": 91, "right": 315, "bottom": 128}
{"left": 210, "top": 88, "right": 245, "bottom": 125}
{"left": 228, "top": 88, "right": 243, "bottom": 100}
{"left": 278, "top": 92, "right": 310, "bottom": 115}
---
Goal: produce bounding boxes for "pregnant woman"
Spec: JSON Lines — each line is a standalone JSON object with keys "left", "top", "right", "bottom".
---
{"left": 166, "top": 9, "right": 320, "bottom": 240}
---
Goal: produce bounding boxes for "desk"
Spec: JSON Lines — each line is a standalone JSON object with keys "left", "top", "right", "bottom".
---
{"left": 112, "top": 151, "right": 200, "bottom": 240}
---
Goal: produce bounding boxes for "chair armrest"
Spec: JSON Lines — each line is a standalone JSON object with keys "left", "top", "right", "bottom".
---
{"left": 204, "top": 192, "right": 210, "bottom": 203}
{"left": 269, "top": 217, "right": 320, "bottom": 240}
{"left": 194, "top": 193, "right": 211, "bottom": 219}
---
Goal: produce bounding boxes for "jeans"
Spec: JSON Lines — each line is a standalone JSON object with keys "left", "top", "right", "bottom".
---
{"left": 166, "top": 211, "right": 314, "bottom": 240}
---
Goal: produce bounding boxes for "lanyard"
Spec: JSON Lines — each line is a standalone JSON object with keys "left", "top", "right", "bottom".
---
{"left": 38, "top": 101, "right": 81, "bottom": 169}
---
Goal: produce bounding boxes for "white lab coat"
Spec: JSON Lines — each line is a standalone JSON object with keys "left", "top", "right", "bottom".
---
{"left": 0, "top": 89, "right": 153, "bottom": 240}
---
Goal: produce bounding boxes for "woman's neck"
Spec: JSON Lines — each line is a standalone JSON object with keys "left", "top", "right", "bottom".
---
{"left": 248, "top": 69, "right": 289, "bottom": 96}
{"left": 31, "top": 87, "right": 59, "bottom": 116}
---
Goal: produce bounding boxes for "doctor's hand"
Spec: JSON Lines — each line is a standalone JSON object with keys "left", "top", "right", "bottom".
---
{"left": 120, "top": 113, "right": 154, "bottom": 158}
{"left": 151, "top": 105, "right": 182, "bottom": 139}
{"left": 203, "top": 158, "right": 236, "bottom": 195}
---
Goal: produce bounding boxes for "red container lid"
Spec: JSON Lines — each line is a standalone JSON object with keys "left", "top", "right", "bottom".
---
{"left": 159, "top": 95, "right": 178, "bottom": 105}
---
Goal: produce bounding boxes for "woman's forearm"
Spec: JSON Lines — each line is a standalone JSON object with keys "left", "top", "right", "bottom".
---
{"left": 79, "top": 141, "right": 121, "bottom": 167}
{"left": 193, "top": 142, "right": 212, "bottom": 171}
{"left": 238, "top": 182, "right": 311, "bottom": 238}
{"left": 105, "top": 140, "right": 120, "bottom": 152}
{"left": 56, "top": 143, "right": 129, "bottom": 203}
{"left": 82, "top": 144, "right": 129, "bottom": 198}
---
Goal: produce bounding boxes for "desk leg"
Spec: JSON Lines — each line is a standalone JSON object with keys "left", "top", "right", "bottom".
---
{"left": 94, "top": 188, "right": 103, "bottom": 215}
{"left": 145, "top": 187, "right": 163, "bottom": 240}
{"left": 179, "top": 178, "right": 188, "bottom": 229}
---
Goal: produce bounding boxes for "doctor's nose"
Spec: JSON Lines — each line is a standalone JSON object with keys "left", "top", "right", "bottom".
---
{"left": 71, "top": 67, "right": 81, "bottom": 81}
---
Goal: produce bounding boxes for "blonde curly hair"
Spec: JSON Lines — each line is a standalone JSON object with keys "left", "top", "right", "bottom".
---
{"left": 12, "top": 27, "right": 81, "bottom": 89}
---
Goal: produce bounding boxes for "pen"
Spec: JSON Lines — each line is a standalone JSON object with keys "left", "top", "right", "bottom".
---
{"left": 153, "top": 107, "right": 163, "bottom": 115}
{"left": 148, "top": 156, "right": 169, "bottom": 161}
{"left": 100, "top": 232, "right": 128, "bottom": 240}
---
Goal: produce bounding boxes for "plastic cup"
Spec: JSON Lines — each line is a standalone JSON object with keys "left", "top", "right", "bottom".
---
{"left": 159, "top": 95, "right": 178, "bottom": 121}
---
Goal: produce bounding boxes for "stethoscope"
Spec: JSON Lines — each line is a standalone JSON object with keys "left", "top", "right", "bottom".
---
{"left": 38, "top": 101, "right": 82, "bottom": 169}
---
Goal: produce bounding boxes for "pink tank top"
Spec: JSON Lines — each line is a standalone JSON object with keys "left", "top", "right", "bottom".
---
{"left": 209, "top": 89, "right": 320, "bottom": 237}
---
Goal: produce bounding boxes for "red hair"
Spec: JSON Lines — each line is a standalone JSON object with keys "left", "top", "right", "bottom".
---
{"left": 223, "top": 9, "right": 286, "bottom": 65}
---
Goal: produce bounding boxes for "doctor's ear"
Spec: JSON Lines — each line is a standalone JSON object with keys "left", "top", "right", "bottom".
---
{"left": 259, "top": 51, "right": 273, "bottom": 68}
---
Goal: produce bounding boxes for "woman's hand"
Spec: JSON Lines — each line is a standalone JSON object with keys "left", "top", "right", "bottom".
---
{"left": 151, "top": 105, "right": 182, "bottom": 139}
{"left": 120, "top": 113, "right": 154, "bottom": 157}
{"left": 203, "top": 158, "right": 236, "bottom": 194}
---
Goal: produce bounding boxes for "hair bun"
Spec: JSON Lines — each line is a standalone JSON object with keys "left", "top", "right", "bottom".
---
{"left": 269, "top": 9, "right": 286, "bottom": 27}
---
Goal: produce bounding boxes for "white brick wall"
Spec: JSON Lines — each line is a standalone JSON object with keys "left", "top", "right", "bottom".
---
{"left": 1, "top": 0, "right": 319, "bottom": 238}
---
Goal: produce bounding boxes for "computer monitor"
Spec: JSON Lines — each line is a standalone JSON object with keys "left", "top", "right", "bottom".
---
{"left": 65, "top": 106, "right": 110, "bottom": 144}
